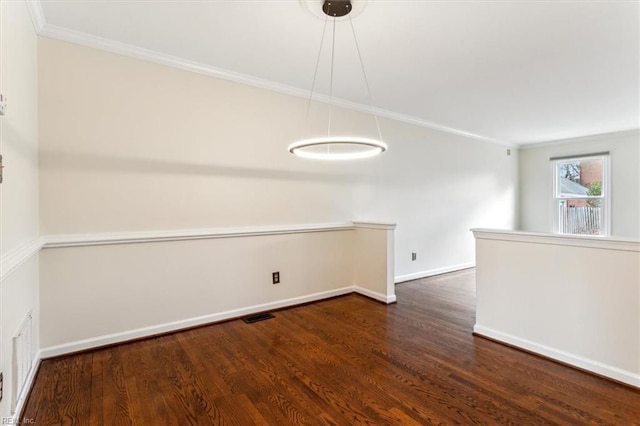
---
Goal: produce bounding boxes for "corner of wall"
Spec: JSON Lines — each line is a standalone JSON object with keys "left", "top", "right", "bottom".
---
{"left": 0, "top": 0, "right": 42, "bottom": 419}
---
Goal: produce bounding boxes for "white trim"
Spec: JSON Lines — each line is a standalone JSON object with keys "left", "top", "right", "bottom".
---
{"left": 385, "top": 229, "right": 396, "bottom": 301}
{"left": 33, "top": 21, "right": 513, "bottom": 148}
{"left": 354, "top": 286, "right": 396, "bottom": 304}
{"left": 24, "top": 1, "right": 638, "bottom": 148}
{"left": 44, "top": 223, "right": 355, "bottom": 248}
{"left": 519, "top": 129, "right": 640, "bottom": 150}
{"left": 348, "top": 102, "right": 514, "bottom": 148}
{"left": 38, "top": 23, "right": 318, "bottom": 99}
{"left": 471, "top": 228, "right": 639, "bottom": 252}
{"left": 1, "top": 237, "right": 45, "bottom": 280}
{"left": 25, "top": 0, "right": 45, "bottom": 33}
{"left": 551, "top": 154, "right": 610, "bottom": 237}
{"left": 12, "top": 311, "right": 33, "bottom": 351}
{"left": 11, "top": 353, "right": 41, "bottom": 421}
{"left": 41, "top": 286, "right": 379, "bottom": 358}
{"left": 473, "top": 325, "right": 640, "bottom": 388}
{"left": 353, "top": 221, "right": 397, "bottom": 230}
{"left": 394, "top": 262, "right": 475, "bottom": 283}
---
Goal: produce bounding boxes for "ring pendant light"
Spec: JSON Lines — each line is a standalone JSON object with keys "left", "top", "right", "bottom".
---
{"left": 288, "top": 0, "right": 387, "bottom": 160}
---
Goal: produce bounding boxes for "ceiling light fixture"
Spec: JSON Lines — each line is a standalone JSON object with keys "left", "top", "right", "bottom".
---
{"left": 289, "top": 0, "right": 386, "bottom": 160}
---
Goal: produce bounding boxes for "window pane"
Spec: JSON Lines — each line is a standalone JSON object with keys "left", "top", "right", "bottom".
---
{"left": 557, "top": 158, "right": 603, "bottom": 198}
{"left": 558, "top": 199, "right": 602, "bottom": 235}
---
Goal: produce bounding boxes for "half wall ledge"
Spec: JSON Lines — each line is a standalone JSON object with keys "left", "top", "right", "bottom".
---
{"left": 472, "top": 228, "right": 640, "bottom": 388}
{"left": 39, "top": 221, "right": 397, "bottom": 357}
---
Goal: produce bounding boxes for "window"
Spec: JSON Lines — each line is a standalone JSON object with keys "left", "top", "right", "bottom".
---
{"left": 552, "top": 153, "right": 609, "bottom": 236}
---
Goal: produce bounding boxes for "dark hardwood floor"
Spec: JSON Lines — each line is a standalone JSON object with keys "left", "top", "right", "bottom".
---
{"left": 22, "top": 269, "right": 640, "bottom": 425}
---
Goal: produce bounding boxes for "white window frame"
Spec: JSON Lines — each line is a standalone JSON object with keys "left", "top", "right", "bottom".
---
{"left": 552, "top": 153, "right": 610, "bottom": 236}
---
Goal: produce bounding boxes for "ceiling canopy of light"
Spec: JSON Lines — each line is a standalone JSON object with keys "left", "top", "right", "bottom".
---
{"left": 289, "top": 0, "right": 387, "bottom": 161}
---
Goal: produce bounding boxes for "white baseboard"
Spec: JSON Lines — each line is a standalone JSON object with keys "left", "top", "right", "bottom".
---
{"left": 42, "top": 286, "right": 396, "bottom": 358}
{"left": 354, "top": 287, "right": 396, "bottom": 304}
{"left": 12, "top": 353, "right": 41, "bottom": 421}
{"left": 394, "top": 262, "right": 475, "bottom": 284}
{"left": 473, "top": 325, "right": 640, "bottom": 388}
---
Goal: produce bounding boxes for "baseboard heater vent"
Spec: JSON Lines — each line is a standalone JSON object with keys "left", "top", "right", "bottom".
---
{"left": 242, "top": 313, "right": 275, "bottom": 324}
{"left": 12, "top": 311, "right": 33, "bottom": 414}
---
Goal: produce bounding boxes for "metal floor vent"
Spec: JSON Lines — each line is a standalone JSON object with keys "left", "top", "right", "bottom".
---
{"left": 242, "top": 313, "right": 275, "bottom": 324}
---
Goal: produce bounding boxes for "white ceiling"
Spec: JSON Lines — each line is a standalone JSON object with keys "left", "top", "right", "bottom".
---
{"left": 34, "top": 0, "right": 639, "bottom": 145}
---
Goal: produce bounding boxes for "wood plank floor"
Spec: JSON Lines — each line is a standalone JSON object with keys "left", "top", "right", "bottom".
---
{"left": 22, "top": 269, "right": 640, "bottom": 425}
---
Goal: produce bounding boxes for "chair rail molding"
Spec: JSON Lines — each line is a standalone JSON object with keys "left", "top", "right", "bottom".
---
{"left": 44, "top": 222, "right": 357, "bottom": 248}
{"left": 1, "top": 237, "right": 46, "bottom": 280}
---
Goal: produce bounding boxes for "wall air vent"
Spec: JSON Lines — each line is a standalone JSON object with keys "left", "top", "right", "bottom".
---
{"left": 12, "top": 312, "right": 33, "bottom": 414}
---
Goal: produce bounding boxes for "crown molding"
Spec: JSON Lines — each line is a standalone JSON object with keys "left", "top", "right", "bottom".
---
{"left": 332, "top": 97, "right": 515, "bottom": 148}
{"left": 38, "top": 23, "right": 316, "bottom": 98}
{"left": 27, "top": 3, "right": 512, "bottom": 148}
{"left": 25, "top": 0, "right": 45, "bottom": 33}
{"left": 24, "top": 1, "right": 636, "bottom": 150}
{"left": 519, "top": 129, "right": 640, "bottom": 150}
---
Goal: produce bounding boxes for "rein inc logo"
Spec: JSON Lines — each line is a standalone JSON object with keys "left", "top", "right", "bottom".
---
{"left": 1, "top": 419, "right": 35, "bottom": 424}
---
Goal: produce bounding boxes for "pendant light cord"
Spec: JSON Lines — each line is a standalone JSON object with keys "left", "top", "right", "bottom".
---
{"left": 304, "top": 16, "right": 330, "bottom": 126}
{"left": 328, "top": 17, "right": 336, "bottom": 138}
{"left": 348, "top": 15, "right": 383, "bottom": 142}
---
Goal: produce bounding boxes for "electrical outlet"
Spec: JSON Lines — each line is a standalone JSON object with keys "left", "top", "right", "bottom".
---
{"left": 411, "top": 252, "right": 417, "bottom": 261}
{"left": 272, "top": 272, "right": 280, "bottom": 284}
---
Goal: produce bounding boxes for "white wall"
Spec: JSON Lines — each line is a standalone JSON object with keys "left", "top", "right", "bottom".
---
{"left": 519, "top": 131, "right": 640, "bottom": 239}
{"left": 38, "top": 37, "right": 369, "bottom": 234}
{"left": 38, "top": 37, "right": 518, "bottom": 281}
{"left": 38, "top": 222, "right": 396, "bottom": 354}
{"left": 473, "top": 229, "right": 640, "bottom": 387}
{"left": 0, "top": 1, "right": 40, "bottom": 418}
{"left": 353, "top": 222, "right": 395, "bottom": 301}
{"left": 359, "top": 119, "right": 518, "bottom": 281}
{"left": 36, "top": 37, "right": 517, "bottom": 357}
{"left": 40, "top": 228, "right": 355, "bottom": 352}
